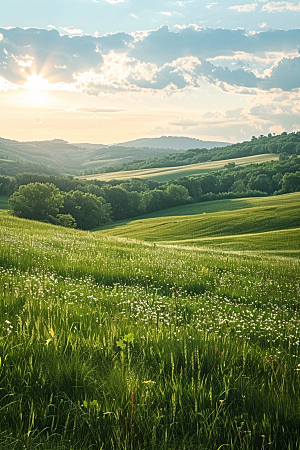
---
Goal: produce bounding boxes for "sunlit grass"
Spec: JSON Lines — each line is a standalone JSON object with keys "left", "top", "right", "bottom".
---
{"left": 0, "top": 209, "right": 300, "bottom": 449}
{"left": 97, "top": 192, "right": 300, "bottom": 251}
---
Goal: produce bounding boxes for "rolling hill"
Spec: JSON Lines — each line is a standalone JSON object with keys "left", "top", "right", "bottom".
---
{"left": 81, "top": 153, "right": 278, "bottom": 182}
{"left": 0, "top": 136, "right": 229, "bottom": 176}
{"left": 96, "top": 192, "right": 300, "bottom": 255}
{"left": 114, "top": 136, "right": 229, "bottom": 149}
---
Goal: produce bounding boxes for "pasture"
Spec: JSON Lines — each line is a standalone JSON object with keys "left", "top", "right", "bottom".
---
{"left": 0, "top": 197, "right": 299, "bottom": 449}
{"left": 98, "top": 192, "right": 300, "bottom": 254}
{"left": 0, "top": 196, "right": 8, "bottom": 209}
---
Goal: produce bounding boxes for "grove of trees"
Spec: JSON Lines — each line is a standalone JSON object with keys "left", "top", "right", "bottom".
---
{"left": 9, "top": 183, "right": 111, "bottom": 230}
{"left": 2, "top": 147, "right": 300, "bottom": 230}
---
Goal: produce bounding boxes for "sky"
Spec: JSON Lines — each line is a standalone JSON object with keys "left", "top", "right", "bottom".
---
{"left": 1, "top": 0, "right": 300, "bottom": 144}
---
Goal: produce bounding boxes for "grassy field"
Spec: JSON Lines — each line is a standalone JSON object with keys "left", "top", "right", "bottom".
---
{"left": 97, "top": 192, "right": 300, "bottom": 253}
{"left": 0, "top": 196, "right": 9, "bottom": 209}
{"left": 0, "top": 205, "right": 300, "bottom": 449}
{"left": 81, "top": 154, "right": 278, "bottom": 182}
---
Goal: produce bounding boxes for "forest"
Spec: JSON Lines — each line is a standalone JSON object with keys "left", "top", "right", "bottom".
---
{"left": 1, "top": 153, "right": 300, "bottom": 229}
{"left": 85, "top": 131, "right": 300, "bottom": 175}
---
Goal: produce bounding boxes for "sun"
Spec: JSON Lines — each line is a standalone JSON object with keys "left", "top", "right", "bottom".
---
{"left": 24, "top": 73, "right": 50, "bottom": 102}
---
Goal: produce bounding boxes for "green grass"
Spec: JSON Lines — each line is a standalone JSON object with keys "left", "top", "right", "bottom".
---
{"left": 81, "top": 154, "right": 278, "bottom": 182}
{"left": 1, "top": 209, "right": 300, "bottom": 449}
{"left": 0, "top": 196, "right": 9, "bottom": 210}
{"left": 98, "top": 192, "right": 300, "bottom": 252}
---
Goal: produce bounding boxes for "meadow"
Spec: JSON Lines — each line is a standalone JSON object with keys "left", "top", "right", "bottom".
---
{"left": 0, "top": 196, "right": 9, "bottom": 210}
{"left": 98, "top": 192, "right": 300, "bottom": 254}
{"left": 81, "top": 154, "right": 278, "bottom": 182}
{"left": 0, "top": 197, "right": 300, "bottom": 450}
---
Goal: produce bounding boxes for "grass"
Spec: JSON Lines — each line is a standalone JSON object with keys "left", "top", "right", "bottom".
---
{"left": 0, "top": 196, "right": 9, "bottom": 210}
{"left": 81, "top": 154, "right": 278, "bottom": 182}
{"left": 0, "top": 203, "right": 300, "bottom": 449}
{"left": 97, "top": 192, "right": 300, "bottom": 252}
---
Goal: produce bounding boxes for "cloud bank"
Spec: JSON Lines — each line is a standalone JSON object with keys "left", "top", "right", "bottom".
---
{"left": 1, "top": 25, "right": 300, "bottom": 95}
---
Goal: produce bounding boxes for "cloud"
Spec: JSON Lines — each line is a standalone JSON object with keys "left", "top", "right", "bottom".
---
{"left": 263, "top": 56, "right": 300, "bottom": 90}
{"left": 0, "top": 27, "right": 133, "bottom": 84}
{"left": 52, "top": 106, "right": 124, "bottom": 113}
{"left": 60, "top": 26, "right": 84, "bottom": 35}
{"left": 169, "top": 118, "right": 200, "bottom": 128}
{"left": 262, "top": 1, "right": 300, "bottom": 12}
{"left": 206, "top": 2, "right": 218, "bottom": 9}
{"left": 104, "top": 0, "right": 125, "bottom": 3}
{"left": 228, "top": 3, "right": 258, "bottom": 12}
{"left": 1, "top": 26, "right": 300, "bottom": 96}
{"left": 32, "top": 116, "right": 43, "bottom": 124}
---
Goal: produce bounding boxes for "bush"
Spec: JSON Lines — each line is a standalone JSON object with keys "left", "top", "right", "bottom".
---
{"left": 9, "top": 182, "right": 64, "bottom": 222}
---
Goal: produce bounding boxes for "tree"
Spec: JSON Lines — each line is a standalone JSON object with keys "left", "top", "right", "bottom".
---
{"left": 248, "top": 173, "right": 272, "bottom": 194}
{"left": 62, "top": 190, "right": 111, "bottom": 229}
{"left": 142, "top": 189, "right": 168, "bottom": 213}
{"left": 165, "top": 184, "right": 192, "bottom": 207}
{"left": 281, "top": 172, "right": 300, "bottom": 193}
{"left": 9, "top": 182, "right": 64, "bottom": 222}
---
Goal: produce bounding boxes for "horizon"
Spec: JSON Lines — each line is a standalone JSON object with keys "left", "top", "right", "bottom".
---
{"left": 1, "top": 1, "right": 300, "bottom": 144}
{"left": 0, "top": 134, "right": 234, "bottom": 146}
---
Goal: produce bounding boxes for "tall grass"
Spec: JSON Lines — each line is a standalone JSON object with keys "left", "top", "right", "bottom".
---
{"left": 0, "top": 212, "right": 300, "bottom": 449}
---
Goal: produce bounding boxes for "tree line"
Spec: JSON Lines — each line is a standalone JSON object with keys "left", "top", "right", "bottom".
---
{"left": 1, "top": 154, "right": 300, "bottom": 229}
{"left": 84, "top": 131, "right": 300, "bottom": 175}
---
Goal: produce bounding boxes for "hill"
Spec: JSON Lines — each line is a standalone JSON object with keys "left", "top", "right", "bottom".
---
{"left": 97, "top": 192, "right": 300, "bottom": 254}
{"left": 1, "top": 208, "right": 300, "bottom": 449}
{"left": 93, "top": 131, "right": 300, "bottom": 175}
{"left": 0, "top": 136, "right": 229, "bottom": 176}
{"left": 115, "top": 136, "right": 229, "bottom": 149}
{"left": 81, "top": 153, "right": 278, "bottom": 182}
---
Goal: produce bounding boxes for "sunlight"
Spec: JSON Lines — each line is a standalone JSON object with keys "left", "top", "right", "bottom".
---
{"left": 24, "top": 73, "right": 50, "bottom": 102}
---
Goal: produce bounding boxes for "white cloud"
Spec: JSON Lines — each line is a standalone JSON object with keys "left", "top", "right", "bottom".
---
{"left": 0, "top": 76, "right": 18, "bottom": 91}
{"left": 60, "top": 26, "right": 84, "bottom": 35}
{"left": 169, "top": 118, "right": 200, "bottom": 128}
{"left": 46, "top": 25, "right": 56, "bottom": 29}
{"left": 104, "top": 0, "right": 125, "bottom": 3}
{"left": 260, "top": 22, "right": 268, "bottom": 27}
{"left": 206, "top": 2, "right": 218, "bottom": 8}
{"left": 32, "top": 116, "right": 43, "bottom": 125}
{"left": 229, "top": 3, "right": 258, "bottom": 12}
{"left": 161, "top": 11, "right": 173, "bottom": 16}
{"left": 131, "top": 13, "right": 139, "bottom": 19}
{"left": 262, "top": 1, "right": 300, "bottom": 11}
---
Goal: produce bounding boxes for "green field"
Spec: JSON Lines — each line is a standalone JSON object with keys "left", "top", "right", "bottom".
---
{"left": 1, "top": 191, "right": 300, "bottom": 449}
{"left": 0, "top": 196, "right": 8, "bottom": 209}
{"left": 81, "top": 153, "right": 278, "bottom": 182}
{"left": 98, "top": 192, "right": 300, "bottom": 253}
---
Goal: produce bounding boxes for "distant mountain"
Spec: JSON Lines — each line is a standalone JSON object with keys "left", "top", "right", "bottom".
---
{"left": 0, "top": 136, "right": 230, "bottom": 176}
{"left": 116, "top": 136, "right": 230, "bottom": 150}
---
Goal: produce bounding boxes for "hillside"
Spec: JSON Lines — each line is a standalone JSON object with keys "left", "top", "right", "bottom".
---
{"left": 81, "top": 153, "right": 278, "bottom": 182}
{"left": 97, "top": 192, "right": 300, "bottom": 254}
{"left": 115, "top": 136, "right": 229, "bottom": 149}
{"left": 94, "top": 131, "right": 300, "bottom": 175}
{"left": 1, "top": 132, "right": 299, "bottom": 178}
{"left": 0, "top": 136, "right": 228, "bottom": 176}
{"left": 0, "top": 208, "right": 300, "bottom": 449}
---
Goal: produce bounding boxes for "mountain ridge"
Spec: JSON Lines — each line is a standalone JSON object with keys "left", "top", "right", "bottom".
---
{"left": 114, "top": 136, "right": 230, "bottom": 150}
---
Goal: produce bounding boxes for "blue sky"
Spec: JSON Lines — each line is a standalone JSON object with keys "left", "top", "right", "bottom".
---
{"left": 1, "top": 0, "right": 300, "bottom": 143}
